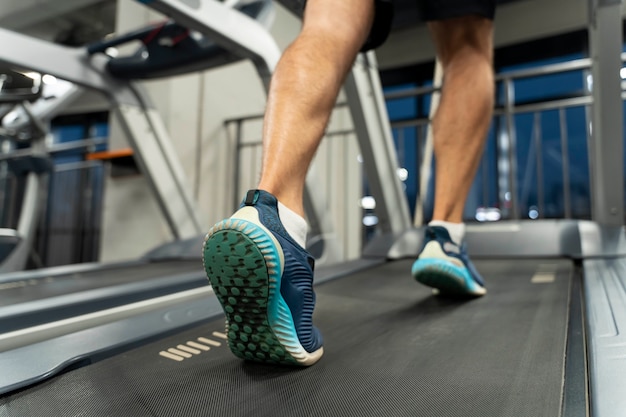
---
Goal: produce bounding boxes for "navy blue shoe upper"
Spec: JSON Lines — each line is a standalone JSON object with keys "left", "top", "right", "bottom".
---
{"left": 242, "top": 190, "right": 323, "bottom": 353}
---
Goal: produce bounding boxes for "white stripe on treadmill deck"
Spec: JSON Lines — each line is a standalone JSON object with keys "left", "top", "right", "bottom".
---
{"left": 159, "top": 351, "right": 184, "bottom": 362}
{"left": 168, "top": 348, "right": 193, "bottom": 358}
{"left": 176, "top": 345, "right": 201, "bottom": 355}
{"left": 531, "top": 264, "right": 558, "bottom": 283}
{"left": 199, "top": 337, "right": 221, "bottom": 347}
{"left": 212, "top": 331, "right": 228, "bottom": 340}
{"left": 531, "top": 273, "right": 556, "bottom": 283}
{"left": 187, "top": 341, "right": 211, "bottom": 351}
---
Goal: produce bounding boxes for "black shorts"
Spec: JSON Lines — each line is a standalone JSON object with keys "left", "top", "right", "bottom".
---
{"left": 420, "top": 0, "right": 496, "bottom": 21}
{"left": 364, "top": 0, "right": 496, "bottom": 51}
{"left": 284, "top": 0, "right": 495, "bottom": 52}
{"left": 280, "top": 0, "right": 393, "bottom": 51}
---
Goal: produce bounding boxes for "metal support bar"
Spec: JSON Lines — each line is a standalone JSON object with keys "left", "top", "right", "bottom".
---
{"left": 587, "top": 0, "right": 624, "bottom": 225}
{"left": 114, "top": 101, "right": 204, "bottom": 239}
{"left": 0, "top": 27, "right": 138, "bottom": 106}
{"left": 414, "top": 59, "right": 442, "bottom": 227}
{"left": 3, "top": 80, "right": 83, "bottom": 132}
{"left": 534, "top": 112, "right": 544, "bottom": 218}
{"left": 559, "top": 109, "right": 572, "bottom": 218}
{"left": 344, "top": 52, "right": 412, "bottom": 236}
{"left": 503, "top": 79, "right": 520, "bottom": 219}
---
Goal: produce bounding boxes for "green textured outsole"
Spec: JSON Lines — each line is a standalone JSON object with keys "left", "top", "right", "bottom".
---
{"left": 202, "top": 221, "right": 298, "bottom": 365}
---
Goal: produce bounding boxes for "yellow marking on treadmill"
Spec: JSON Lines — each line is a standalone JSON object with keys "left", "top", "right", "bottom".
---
{"left": 168, "top": 348, "right": 192, "bottom": 358}
{"left": 187, "top": 341, "right": 211, "bottom": 351}
{"left": 176, "top": 345, "right": 201, "bottom": 355}
{"left": 199, "top": 337, "right": 221, "bottom": 347}
{"left": 212, "top": 331, "right": 228, "bottom": 340}
{"left": 159, "top": 351, "right": 184, "bottom": 362}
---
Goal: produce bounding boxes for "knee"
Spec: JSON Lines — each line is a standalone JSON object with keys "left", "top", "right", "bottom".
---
{"left": 429, "top": 16, "right": 493, "bottom": 67}
{"left": 299, "top": 0, "right": 375, "bottom": 53}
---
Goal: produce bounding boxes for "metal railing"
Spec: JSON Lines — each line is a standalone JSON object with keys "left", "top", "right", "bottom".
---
{"left": 386, "top": 56, "right": 605, "bottom": 222}
{"left": 224, "top": 105, "right": 350, "bottom": 211}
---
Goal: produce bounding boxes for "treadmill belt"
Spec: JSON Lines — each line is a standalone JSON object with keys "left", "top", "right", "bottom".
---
{"left": 0, "top": 258, "right": 571, "bottom": 417}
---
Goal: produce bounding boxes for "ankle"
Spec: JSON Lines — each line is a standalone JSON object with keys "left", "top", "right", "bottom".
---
{"left": 429, "top": 220, "right": 465, "bottom": 245}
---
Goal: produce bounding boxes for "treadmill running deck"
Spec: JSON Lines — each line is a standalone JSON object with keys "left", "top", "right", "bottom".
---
{"left": 0, "top": 259, "right": 572, "bottom": 417}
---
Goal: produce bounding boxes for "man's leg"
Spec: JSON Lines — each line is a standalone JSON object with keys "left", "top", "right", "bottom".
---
{"left": 258, "top": 0, "right": 375, "bottom": 217}
{"left": 203, "top": 0, "right": 375, "bottom": 366}
{"left": 412, "top": 15, "right": 494, "bottom": 297}
{"left": 429, "top": 16, "right": 494, "bottom": 224}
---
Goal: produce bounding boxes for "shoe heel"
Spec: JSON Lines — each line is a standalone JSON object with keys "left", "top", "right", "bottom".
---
{"left": 202, "top": 219, "right": 300, "bottom": 364}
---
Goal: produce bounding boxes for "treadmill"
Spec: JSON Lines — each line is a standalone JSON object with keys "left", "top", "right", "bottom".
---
{"left": 1, "top": 220, "right": 624, "bottom": 417}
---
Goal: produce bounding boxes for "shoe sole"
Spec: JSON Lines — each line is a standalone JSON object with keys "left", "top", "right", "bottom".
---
{"left": 412, "top": 259, "right": 486, "bottom": 297}
{"left": 202, "top": 218, "right": 319, "bottom": 365}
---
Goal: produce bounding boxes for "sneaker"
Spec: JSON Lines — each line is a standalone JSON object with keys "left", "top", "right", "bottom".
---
{"left": 411, "top": 226, "right": 486, "bottom": 297}
{"left": 202, "top": 189, "right": 323, "bottom": 366}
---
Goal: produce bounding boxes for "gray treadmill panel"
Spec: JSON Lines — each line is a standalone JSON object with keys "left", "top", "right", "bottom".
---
{"left": 584, "top": 257, "right": 626, "bottom": 417}
{"left": 0, "top": 260, "right": 204, "bottom": 307}
{"left": 0, "top": 259, "right": 572, "bottom": 416}
{"left": 0, "top": 260, "right": 208, "bottom": 334}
